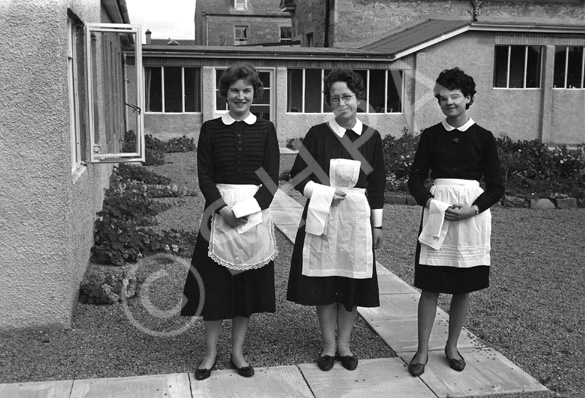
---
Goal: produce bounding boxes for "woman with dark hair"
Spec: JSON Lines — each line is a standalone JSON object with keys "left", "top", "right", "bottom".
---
{"left": 181, "top": 63, "right": 279, "bottom": 380}
{"left": 407, "top": 67, "right": 504, "bottom": 376}
{"left": 287, "top": 68, "right": 386, "bottom": 372}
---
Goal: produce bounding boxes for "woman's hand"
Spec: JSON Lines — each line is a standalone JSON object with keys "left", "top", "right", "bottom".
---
{"left": 444, "top": 204, "right": 475, "bottom": 222}
{"left": 332, "top": 189, "right": 346, "bottom": 202}
{"left": 219, "top": 206, "right": 248, "bottom": 228}
{"left": 372, "top": 228, "right": 383, "bottom": 249}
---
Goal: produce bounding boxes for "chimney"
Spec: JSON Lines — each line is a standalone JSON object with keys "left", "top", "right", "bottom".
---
{"left": 145, "top": 29, "right": 152, "bottom": 44}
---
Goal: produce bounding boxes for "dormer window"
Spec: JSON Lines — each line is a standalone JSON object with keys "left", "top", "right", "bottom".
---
{"left": 234, "top": 0, "right": 247, "bottom": 10}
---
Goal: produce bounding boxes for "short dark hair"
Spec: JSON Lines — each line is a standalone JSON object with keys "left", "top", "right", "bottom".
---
{"left": 323, "top": 68, "right": 366, "bottom": 105}
{"left": 218, "top": 63, "right": 264, "bottom": 100}
{"left": 434, "top": 67, "right": 477, "bottom": 109}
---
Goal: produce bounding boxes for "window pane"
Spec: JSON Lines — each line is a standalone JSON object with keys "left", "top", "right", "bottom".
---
{"left": 146, "top": 67, "right": 162, "bottom": 112}
{"left": 355, "top": 70, "right": 367, "bottom": 113}
{"left": 287, "top": 69, "right": 303, "bottom": 112}
{"left": 494, "top": 46, "right": 509, "bottom": 88}
{"left": 255, "top": 71, "right": 270, "bottom": 105}
{"left": 369, "top": 70, "right": 385, "bottom": 113}
{"left": 251, "top": 105, "right": 270, "bottom": 121}
{"left": 216, "top": 69, "right": 227, "bottom": 110}
{"left": 184, "top": 67, "right": 200, "bottom": 112}
{"left": 164, "top": 67, "right": 182, "bottom": 112}
{"left": 554, "top": 47, "right": 567, "bottom": 88}
{"left": 305, "top": 69, "right": 322, "bottom": 113}
{"left": 567, "top": 46, "right": 583, "bottom": 88}
{"left": 323, "top": 69, "right": 332, "bottom": 113}
{"left": 388, "top": 70, "right": 403, "bottom": 113}
{"left": 526, "top": 46, "right": 541, "bottom": 88}
{"left": 509, "top": 46, "right": 526, "bottom": 88}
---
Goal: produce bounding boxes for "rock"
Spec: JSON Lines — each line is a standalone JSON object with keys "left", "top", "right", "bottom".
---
{"left": 503, "top": 195, "right": 528, "bottom": 208}
{"left": 555, "top": 198, "right": 578, "bottom": 209}
{"left": 530, "top": 198, "right": 555, "bottom": 209}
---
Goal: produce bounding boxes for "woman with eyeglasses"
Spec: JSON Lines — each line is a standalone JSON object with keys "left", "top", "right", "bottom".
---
{"left": 286, "top": 68, "right": 386, "bottom": 371}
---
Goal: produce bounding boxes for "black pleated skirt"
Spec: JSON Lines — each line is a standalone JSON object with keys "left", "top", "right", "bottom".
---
{"left": 181, "top": 229, "right": 275, "bottom": 320}
{"left": 286, "top": 208, "right": 380, "bottom": 311}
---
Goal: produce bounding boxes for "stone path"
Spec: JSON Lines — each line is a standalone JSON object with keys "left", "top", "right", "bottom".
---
{"left": 0, "top": 189, "right": 548, "bottom": 398}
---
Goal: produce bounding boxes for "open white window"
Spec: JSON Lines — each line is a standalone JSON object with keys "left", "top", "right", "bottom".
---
{"left": 86, "top": 23, "right": 144, "bottom": 163}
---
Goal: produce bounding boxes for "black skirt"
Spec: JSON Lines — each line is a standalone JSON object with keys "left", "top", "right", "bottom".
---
{"left": 286, "top": 215, "right": 380, "bottom": 311}
{"left": 181, "top": 230, "right": 275, "bottom": 320}
{"left": 414, "top": 211, "right": 489, "bottom": 294}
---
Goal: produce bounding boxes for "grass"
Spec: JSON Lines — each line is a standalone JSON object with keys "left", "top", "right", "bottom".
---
{"left": 1, "top": 152, "right": 584, "bottom": 398}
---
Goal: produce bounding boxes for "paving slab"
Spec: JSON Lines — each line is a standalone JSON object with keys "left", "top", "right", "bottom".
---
{"left": 299, "top": 358, "right": 436, "bottom": 398}
{"left": 402, "top": 348, "right": 549, "bottom": 398}
{"left": 360, "top": 295, "right": 480, "bottom": 353}
{"left": 0, "top": 380, "right": 73, "bottom": 398}
{"left": 191, "top": 365, "right": 313, "bottom": 398}
{"left": 376, "top": 271, "right": 417, "bottom": 295}
{"left": 69, "top": 373, "right": 189, "bottom": 398}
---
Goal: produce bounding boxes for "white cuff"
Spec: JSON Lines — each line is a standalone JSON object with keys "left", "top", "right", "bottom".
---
{"left": 371, "top": 208, "right": 383, "bottom": 227}
{"left": 303, "top": 181, "right": 316, "bottom": 199}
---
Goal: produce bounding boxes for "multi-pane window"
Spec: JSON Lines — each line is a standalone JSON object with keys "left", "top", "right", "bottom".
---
{"left": 145, "top": 67, "right": 201, "bottom": 113}
{"left": 494, "top": 45, "right": 542, "bottom": 88}
{"left": 234, "top": 26, "right": 248, "bottom": 45}
{"left": 286, "top": 68, "right": 403, "bottom": 114}
{"left": 554, "top": 46, "right": 584, "bottom": 89}
{"left": 280, "top": 26, "right": 292, "bottom": 43}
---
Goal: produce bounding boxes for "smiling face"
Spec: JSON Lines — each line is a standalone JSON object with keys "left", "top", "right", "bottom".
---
{"left": 435, "top": 86, "right": 471, "bottom": 127}
{"left": 329, "top": 81, "right": 359, "bottom": 126}
{"left": 227, "top": 79, "right": 254, "bottom": 120}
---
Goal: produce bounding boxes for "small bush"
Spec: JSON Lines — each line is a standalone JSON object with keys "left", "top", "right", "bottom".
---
{"left": 122, "top": 131, "right": 196, "bottom": 167}
{"left": 117, "top": 163, "right": 172, "bottom": 185}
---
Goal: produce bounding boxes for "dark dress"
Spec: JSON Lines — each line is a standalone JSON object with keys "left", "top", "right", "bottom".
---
{"left": 407, "top": 121, "right": 505, "bottom": 294}
{"left": 181, "top": 117, "right": 279, "bottom": 320}
{"left": 286, "top": 122, "right": 386, "bottom": 311}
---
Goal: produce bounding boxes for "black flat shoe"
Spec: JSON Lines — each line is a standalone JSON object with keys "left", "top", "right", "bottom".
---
{"left": 230, "top": 357, "right": 255, "bottom": 377}
{"left": 445, "top": 349, "right": 466, "bottom": 372}
{"left": 317, "top": 351, "right": 335, "bottom": 371}
{"left": 337, "top": 355, "right": 358, "bottom": 371}
{"left": 194, "top": 358, "right": 216, "bottom": 381}
{"left": 408, "top": 354, "right": 427, "bottom": 377}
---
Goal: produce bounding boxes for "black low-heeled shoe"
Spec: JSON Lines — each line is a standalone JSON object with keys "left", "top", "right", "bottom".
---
{"left": 337, "top": 355, "right": 358, "bottom": 371}
{"left": 408, "top": 354, "right": 428, "bottom": 377}
{"left": 445, "top": 349, "right": 466, "bottom": 372}
{"left": 194, "top": 358, "right": 216, "bottom": 381}
{"left": 230, "top": 357, "right": 255, "bottom": 377}
{"left": 317, "top": 351, "right": 335, "bottom": 371}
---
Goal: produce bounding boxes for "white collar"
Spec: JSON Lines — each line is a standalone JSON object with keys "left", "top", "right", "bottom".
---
{"left": 442, "top": 118, "right": 475, "bottom": 132}
{"left": 221, "top": 113, "right": 257, "bottom": 125}
{"left": 328, "top": 118, "right": 364, "bottom": 138}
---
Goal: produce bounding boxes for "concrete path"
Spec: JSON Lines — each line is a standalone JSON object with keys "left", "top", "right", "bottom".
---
{"left": 0, "top": 189, "right": 548, "bottom": 398}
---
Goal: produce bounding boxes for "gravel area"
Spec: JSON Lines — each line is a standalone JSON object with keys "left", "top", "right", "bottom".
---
{"left": 1, "top": 152, "right": 583, "bottom": 398}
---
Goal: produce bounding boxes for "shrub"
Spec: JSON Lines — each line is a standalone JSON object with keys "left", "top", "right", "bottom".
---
{"left": 117, "top": 163, "right": 172, "bottom": 185}
{"left": 122, "top": 131, "right": 196, "bottom": 166}
{"left": 90, "top": 167, "right": 196, "bottom": 266}
{"left": 381, "top": 128, "right": 420, "bottom": 191}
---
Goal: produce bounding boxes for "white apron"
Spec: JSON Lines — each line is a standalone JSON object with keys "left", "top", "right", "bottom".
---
{"left": 208, "top": 184, "right": 277, "bottom": 271}
{"left": 302, "top": 159, "right": 373, "bottom": 279}
{"left": 419, "top": 178, "right": 491, "bottom": 268}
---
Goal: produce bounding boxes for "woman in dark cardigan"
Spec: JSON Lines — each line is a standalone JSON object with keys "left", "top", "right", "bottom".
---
{"left": 181, "top": 63, "right": 279, "bottom": 380}
{"left": 287, "top": 68, "right": 386, "bottom": 372}
{"left": 407, "top": 67, "right": 504, "bottom": 377}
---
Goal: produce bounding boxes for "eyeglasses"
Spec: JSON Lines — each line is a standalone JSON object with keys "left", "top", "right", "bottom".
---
{"left": 330, "top": 94, "right": 354, "bottom": 106}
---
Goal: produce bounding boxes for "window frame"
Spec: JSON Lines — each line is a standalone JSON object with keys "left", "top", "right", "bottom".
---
{"left": 280, "top": 26, "right": 292, "bottom": 43}
{"left": 85, "top": 23, "right": 145, "bottom": 164}
{"left": 144, "top": 66, "right": 202, "bottom": 113}
{"left": 286, "top": 68, "right": 404, "bottom": 114}
{"left": 234, "top": 25, "right": 249, "bottom": 45}
{"left": 68, "top": 17, "right": 86, "bottom": 175}
{"left": 553, "top": 46, "right": 585, "bottom": 89}
{"left": 234, "top": 0, "right": 247, "bottom": 10}
{"left": 493, "top": 44, "right": 543, "bottom": 89}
